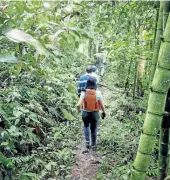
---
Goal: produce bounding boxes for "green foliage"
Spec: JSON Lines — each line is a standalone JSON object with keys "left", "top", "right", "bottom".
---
{"left": 0, "top": 1, "right": 157, "bottom": 179}
{"left": 0, "top": 53, "right": 18, "bottom": 63}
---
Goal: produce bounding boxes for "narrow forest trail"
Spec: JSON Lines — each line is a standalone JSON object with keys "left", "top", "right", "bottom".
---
{"left": 71, "top": 86, "right": 125, "bottom": 180}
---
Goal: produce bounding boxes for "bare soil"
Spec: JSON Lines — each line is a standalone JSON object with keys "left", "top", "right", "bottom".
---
{"left": 71, "top": 143, "right": 103, "bottom": 180}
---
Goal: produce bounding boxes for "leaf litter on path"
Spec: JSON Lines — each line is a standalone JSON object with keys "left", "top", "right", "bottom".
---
{"left": 71, "top": 143, "right": 103, "bottom": 180}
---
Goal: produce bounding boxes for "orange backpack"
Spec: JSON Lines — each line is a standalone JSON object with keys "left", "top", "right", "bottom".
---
{"left": 83, "top": 90, "right": 101, "bottom": 111}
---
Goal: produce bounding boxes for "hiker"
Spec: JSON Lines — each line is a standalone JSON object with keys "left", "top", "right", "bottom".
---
{"left": 91, "top": 65, "right": 99, "bottom": 83}
{"left": 97, "top": 56, "right": 105, "bottom": 77}
{"left": 77, "top": 77, "right": 106, "bottom": 151}
{"left": 77, "top": 65, "right": 97, "bottom": 97}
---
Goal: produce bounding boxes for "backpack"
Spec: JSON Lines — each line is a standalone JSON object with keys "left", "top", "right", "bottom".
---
{"left": 83, "top": 89, "right": 101, "bottom": 111}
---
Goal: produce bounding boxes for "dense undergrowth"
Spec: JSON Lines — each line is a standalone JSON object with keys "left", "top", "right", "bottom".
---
{"left": 0, "top": 61, "right": 83, "bottom": 179}
{"left": 0, "top": 1, "right": 89, "bottom": 179}
{"left": 94, "top": 68, "right": 159, "bottom": 180}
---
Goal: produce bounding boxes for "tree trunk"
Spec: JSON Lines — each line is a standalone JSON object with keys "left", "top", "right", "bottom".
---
{"left": 137, "top": 56, "right": 146, "bottom": 97}
{"left": 131, "top": 13, "right": 170, "bottom": 180}
{"left": 153, "top": 2, "right": 160, "bottom": 44}
{"left": 133, "top": 61, "right": 138, "bottom": 100}
{"left": 124, "top": 59, "right": 132, "bottom": 96}
{"left": 150, "top": 2, "right": 163, "bottom": 83}
{"left": 88, "top": 40, "right": 92, "bottom": 58}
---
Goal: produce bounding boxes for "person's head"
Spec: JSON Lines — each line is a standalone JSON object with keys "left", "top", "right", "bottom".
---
{"left": 86, "top": 65, "right": 92, "bottom": 73}
{"left": 92, "top": 65, "right": 97, "bottom": 72}
{"left": 86, "top": 77, "right": 97, "bottom": 90}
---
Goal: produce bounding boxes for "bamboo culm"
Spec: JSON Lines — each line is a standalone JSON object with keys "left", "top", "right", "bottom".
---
{"left": 131, "top": 13, "right": 170, "bottom": 180}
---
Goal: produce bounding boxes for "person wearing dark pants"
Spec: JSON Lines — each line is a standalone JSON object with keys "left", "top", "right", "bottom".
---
{"left": 77, "top": 77, "right": 106, "bottom": 152}
{"left": 82, "top": 111, "right": 99, "bottom": 151}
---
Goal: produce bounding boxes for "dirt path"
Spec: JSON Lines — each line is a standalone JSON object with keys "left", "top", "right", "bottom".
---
{"left": 71, "top": 143, "right": 102, "bottom": 180}
{"left": 71, "top": 87, "right": 111, "bottom": 180}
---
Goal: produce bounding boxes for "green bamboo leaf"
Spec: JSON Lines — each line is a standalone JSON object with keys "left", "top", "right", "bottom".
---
{"left": 0, "top": 53, "right": 18, "bottom": 63}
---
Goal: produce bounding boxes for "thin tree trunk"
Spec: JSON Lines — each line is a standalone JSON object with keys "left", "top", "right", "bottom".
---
{"left": 137, "top": 56, "right": 146, "bottom": 97}
{"left": 150, "top": 2, "right": 163, "bottom": 83}
{"left": 153, "top": 2, "right": 160, "bottom": 44}
{"left": 131, "top": 14, "right": 170, "bottom": 180}
{"left": 125, "top": 59, "right": 132, "bottom": 96}
{"left": 133, "top": 61, "right": 137, "bottom": 100}
{"left": 88, "top": 40, "right": 92, "bottom": 58}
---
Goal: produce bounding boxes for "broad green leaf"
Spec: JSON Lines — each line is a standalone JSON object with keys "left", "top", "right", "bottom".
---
{"left": 0, "top": 53, "right": 18, "bottom": 63}
{"left": 0, "top": 152, "right": 13, "bottom": 168}
{"left": 8, "top": 126, "right": 22, "bottom": 137}
{"left": 67, "top": 84, "right": 76, "bottom": 93}
{"left": 62, "top": 109, "right": 74, "bottom": 121}
{"left": 20, "top": 172, "right": 38, "bottom": 178}
{"left": 45, "top": 161, "right": 57, "bottom": 171}
{"left": 28, "top": 113, "right": 40, "bottom": 123}
{"left": 13, "top": 110, "right": 22, "bottom": 118}
{"left": 54, "top": 30, "right": 64, "bottom": 37}
{"left": 4, "top": 29, "right": 51, "bottom": 56}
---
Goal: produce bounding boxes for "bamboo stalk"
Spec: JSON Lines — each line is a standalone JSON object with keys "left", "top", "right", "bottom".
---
{"left": 131, "top": 13, "right": 170, "bottom": 180}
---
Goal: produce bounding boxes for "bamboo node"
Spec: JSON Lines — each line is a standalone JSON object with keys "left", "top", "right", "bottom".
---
{"left": 149, "top": 86, "right": 167, "bottom": 94}
{"left": 142, "top": 130, "right": 158, "bottom": 137}
{"left": 148, "top": 111, "right": 163, "bottom": 117}
{"left": 132, "top": 165, "right": 147, "bottom": 173}
{"left": 158, "top": 64, "right": 170, "bottom": 71}
{"left": 138, "top": 150, "right": 152, "bottom": 156}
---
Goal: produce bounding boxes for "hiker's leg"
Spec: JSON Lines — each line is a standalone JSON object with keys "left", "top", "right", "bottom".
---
{"left": 97, "top": 119, "right": 100, "bottom": 136}
{"left": 82, "top": 111, "right": 90, "bottom": 148}
{"left": 90, "top": 111, "right": 99, "bottom": 151}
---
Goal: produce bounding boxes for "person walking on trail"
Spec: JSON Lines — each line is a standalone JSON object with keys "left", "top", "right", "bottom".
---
{"left": 97, "top": 56, "right": 105, "bottom": 77}
{"left": 77, "top": 77, "right": 106, "bottom": 152}
{"left": 77, "top": 65, "right": 97, "bottom": 97}
{"left": 91, "top": 65, "right": 99, "bottom": 83}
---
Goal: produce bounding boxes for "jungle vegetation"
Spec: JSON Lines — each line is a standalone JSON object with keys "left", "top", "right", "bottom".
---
{"left": 0, "top": 1, "right": 170, "bottom": 180}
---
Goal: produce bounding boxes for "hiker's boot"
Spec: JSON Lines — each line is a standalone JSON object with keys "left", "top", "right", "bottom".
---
{"left": 91, "top": 145, "right": 96, "bottom": 155}
{"left": 86, "top": 141, "right": 90, "bottom": 150}
{"left": 82, "top": 141, "right": 90, "bottom": 154}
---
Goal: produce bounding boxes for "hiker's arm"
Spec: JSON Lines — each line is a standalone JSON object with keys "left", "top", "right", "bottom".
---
{"left": 98, "top": 92, "right": 105, "bottom": 113}
{"left": 77, "top": 77, "right": 82, "bottom": 97}
{"left": 77, "top": 98, "right": 83, "bottom": 112}
{"left": 101, "top": 101, "right": 106, "bottom": 113}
